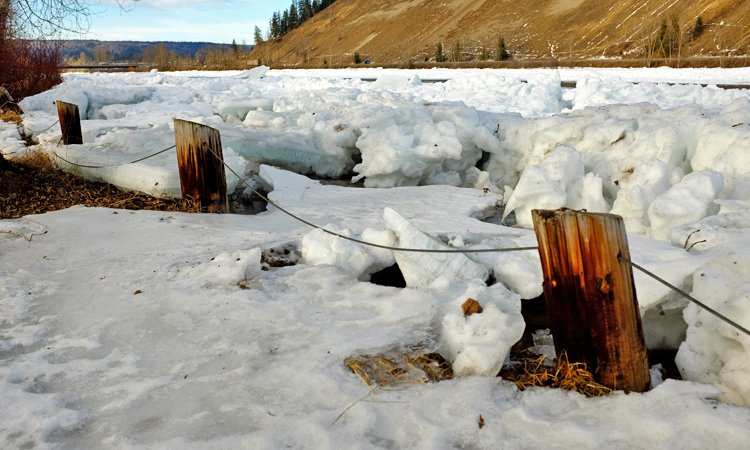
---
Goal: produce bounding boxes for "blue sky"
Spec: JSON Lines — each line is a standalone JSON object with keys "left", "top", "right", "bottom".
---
{"left": 82, "top": 1, "right": 292, "bottom": 44}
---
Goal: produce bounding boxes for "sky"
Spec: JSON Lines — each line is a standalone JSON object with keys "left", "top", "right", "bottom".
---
{"left": 81, "top": 0, "right": 292, "bottom": 43}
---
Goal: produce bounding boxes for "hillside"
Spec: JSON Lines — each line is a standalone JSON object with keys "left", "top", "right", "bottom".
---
{"left": 251, "top": 0, "right": 750, "bottom": 66}
{"left": 60, "top": 40, "right": 253, "bottom": 62}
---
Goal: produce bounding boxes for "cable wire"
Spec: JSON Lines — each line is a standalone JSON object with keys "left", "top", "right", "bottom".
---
{"left": 204, "top": 145, "right": 538, "bottom": 255}
{"left": 43, "top": 133, "right": 750, "bottom": 338}
{"left": 620, "top": 254, "right": 750, "bottom": 338}
{"left": 22, "top": 119, "right": 60, "bottom": 135}
{"left": 52, "top": 144, "right": 177, "bottom": 169}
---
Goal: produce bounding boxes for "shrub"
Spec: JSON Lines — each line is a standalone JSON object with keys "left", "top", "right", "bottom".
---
{"left": 451, "top": 40, "right": 462, "bottom": 62}
{"left": 650, "top": 14, "right": 682, "bottom": 58}
{"left": 435, "top": 41, "right": 446, "bottom": 62}
{"left": 497, "top": 36, "right": 510, "bottom": 61}
{"left": 693, "top": 16, "right": 704, "bottom": 37}
{"left": 353, "top": 51, "right": 361, "bottom": 64}
{"left": 0, "top": 39, "right": 63, "bottom": 100}
{"left": 480, "top": 46, "right": 489, "bottom": 61}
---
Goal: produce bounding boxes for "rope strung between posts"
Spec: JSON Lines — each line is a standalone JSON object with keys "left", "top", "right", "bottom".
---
{"left": 22, "top": 119, "right": 61, "bottom": 135}
{"left": 203, "top": 145, "right": 538, "bottom": 255}
{"left": 51, "top": 144, "right": 177, "bottom": 169}
{"left": 39, "top": 129, "right": 750, "bottom": 337}
{"left": 619, "top": 254, "right": 750, "bottom": 338}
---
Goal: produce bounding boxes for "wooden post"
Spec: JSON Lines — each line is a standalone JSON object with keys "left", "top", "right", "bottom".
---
{"left": 531, "top": 209, "right": 651, "bottom": 393}
{"left": 56, "top": 101, "right": 82, "bottom": 145}
{"left": 173, "top": 119, "right": 229, "bottom": 213}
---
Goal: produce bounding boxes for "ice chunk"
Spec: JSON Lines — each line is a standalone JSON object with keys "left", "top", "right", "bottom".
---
{"left": 465, "top": 238, "right": 543, "bottom": 299}
{"left": 0, "top": 121, "right": 26, "bottom": 158}
{"left": 301, "top": 226, "right": 395, "bottom": 280}
{"left": 675, "top": 255, "right": 750, "bottom": 406}
{"left": 382, "top": 208, "right": 489, "bottom": 288}
{"left": 181, "top": 248, "right": 262, "bottom": 287}
{"left": 502, "top": 145, "right": 601, "bottom": 228}
{"left": 648, "top": 170, "right": 724, "bottom": 240}
{"left": 438, "top": 282, "right": 524, "bottom": 376}
{"left": 610, "top": 160, "right": 671, "bottom": 235}
{"left": 233, "top": 65, "right": 269, "bottom": 79}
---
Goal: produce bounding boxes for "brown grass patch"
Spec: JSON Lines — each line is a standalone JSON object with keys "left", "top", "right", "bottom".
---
{"left": 499, "top": 350, "right": 612, "bottom": 397}
{"left": 344, "top": 352, "right": 454, "bottom": 387}
{"left": 0, "top": 109, "right": 23, "bottom": 125}
{"left": 1, "top": 151, "right": 199, "bottom": 219}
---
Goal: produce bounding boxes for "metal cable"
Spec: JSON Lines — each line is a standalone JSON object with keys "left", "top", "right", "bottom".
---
{"left": 204, "top": 145, "right": 538, "bottom": 255}
{"left": 619, "top": 254, "right": 750, "bottom": 338}
{"left": 22, "top": 119, "right": 60, "bottom": 135}
{"left": 52, "top": 144, "right": 177, "bottom": 169}
{"left": 43, "top": 131, "right": 750, "bottom": 337}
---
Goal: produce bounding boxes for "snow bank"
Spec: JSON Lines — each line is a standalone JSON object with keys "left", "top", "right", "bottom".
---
{"left": 15, "top": 69, "right": 750, "bottom": 242}
{"left": 676, "top": 255, "right": 750, "bottom": 405}
{"left": 0, "top": 121, "right": 26, "bottom": 157}
{"left": 491, "top": 100, "right": 750, "bottom": 238}
{"left": 437, "top": 281, "right": 524, "bottom": 376}
{"left": 5, "top": 69, "right": 750, "bottom": 445}
{"left": 383, "top": 207, "right": 489, "bottom": 288}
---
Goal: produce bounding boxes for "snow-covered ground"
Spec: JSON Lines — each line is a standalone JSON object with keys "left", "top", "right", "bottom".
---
{"left": 2, "top": 67, "right": 750, "bottom": 448}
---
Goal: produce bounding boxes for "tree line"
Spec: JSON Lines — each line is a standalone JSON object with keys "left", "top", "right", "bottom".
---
{"left": 264, "top": 0, "right": 336, "bottom": 42}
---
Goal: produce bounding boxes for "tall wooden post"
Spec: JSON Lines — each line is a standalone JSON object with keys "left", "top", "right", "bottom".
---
{"left": 173, "top": 119, "right": 229, "bottom": 213}
{"left": 56, "top": 101, "right": 83, "bottom": 145}
{"left": 531, "top": 209, "right": 651, "bottom": 393}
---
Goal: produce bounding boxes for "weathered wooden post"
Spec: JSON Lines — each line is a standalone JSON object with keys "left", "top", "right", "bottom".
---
{"left": 531, "top": 209, "right": 651, "bottom": 393}
{"left": 56, "top": 101, "right": 83, "bottom": 145}
{"left": 173, "top": 119, "right": 229, "bottom": 213}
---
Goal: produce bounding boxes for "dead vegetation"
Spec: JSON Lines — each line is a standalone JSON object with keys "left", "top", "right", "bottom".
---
{"left": 344, "top": 351, "right": 454, "bottom": 387}
{"left": 499, "top": 350, "right": 612, "bottom": 397}
{"left": 0, "top": 150, "right": 198, "bottom": 219}
{"left": 344, "top": 297, "right": 611, "bottom": 397}
{"left": 345, "top": 348, "right": 611, "bottom": 398}
{"left": 253, "top": 0, "right": 750, "bottom": 67}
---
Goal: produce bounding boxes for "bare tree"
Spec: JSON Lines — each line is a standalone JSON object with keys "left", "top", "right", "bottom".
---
{"left": 10, "top": 0, "right": 90, "bottom": 37}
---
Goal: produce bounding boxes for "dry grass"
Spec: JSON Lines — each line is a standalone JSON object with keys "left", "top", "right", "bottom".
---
{"left": 1, "top": 150, "right": 200, "bottom": 219}
{"left": 0, "top": 109, "right": 23, "bottom": 125}
{"left": 255, "top": 0, "right": 750, "bottom": 67}
{"left": 344, "top": 349, "right": 611, "bottom": 397}
{"left": 499, "top": 351, "right": 612, "bottom": 398}
{"left": 344, "top": 352, "right": 454, "bottom": 388}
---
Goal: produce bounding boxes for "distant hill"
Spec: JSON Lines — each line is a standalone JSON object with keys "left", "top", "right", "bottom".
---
{"left": 60, "top": 40, "right": 254, "bottom": 62}
{"left": 251, "top": 0, "right": 750, "bottom": 66}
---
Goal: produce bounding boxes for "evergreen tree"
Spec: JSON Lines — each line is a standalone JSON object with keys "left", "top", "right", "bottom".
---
{"left": 281, "top": 9, "right": 290, "bottom": 34}
{"left": 254, "top": 26, "right": 264, "bottom": 45}
{"left": 270, "top": 12, "right": 280, "bottom": 38}
{"left": 298, "top": 0, "right": 310, "bottom": 21}
{"left": 435, "top": 41, "right": 445, "bottom": 62}
{"left": 264, "top": 0, "right": 335, "bottom": 41}
{"left": 693, "top": 16, "right": 704, "bottom": 37}
{"left": 496, "top": 36, "right": 510, "bottom": 60}
{"left": 451, "top": 40, "right": 462, "bottom": 62}
{"left": 289, "top": 2, "right": 299, "bottom": 28}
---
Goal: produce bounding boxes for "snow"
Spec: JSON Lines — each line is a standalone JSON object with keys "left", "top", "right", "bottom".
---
{"left": 3, "top": 66, "right": 750, "bottom": 448}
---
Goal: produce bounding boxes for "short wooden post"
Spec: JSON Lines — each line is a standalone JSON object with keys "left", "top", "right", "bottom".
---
{"left": 56, "top": 101, "right": 82, "bottom": 145}
{"left": 173, "top": 119, "right": 229, "bottom": 213}
{"left": 531, "top": 209, "right": 651, "bottom": 393}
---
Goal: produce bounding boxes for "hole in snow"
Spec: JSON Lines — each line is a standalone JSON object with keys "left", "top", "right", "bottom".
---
{"left": 229, "top": 178, "right": 268, "bottom": 215}
{"left": 261, "top": 243, "right": 300, "bottom": 269}
{"left": 368, "top": 263, "right": 406, "bottom": 288}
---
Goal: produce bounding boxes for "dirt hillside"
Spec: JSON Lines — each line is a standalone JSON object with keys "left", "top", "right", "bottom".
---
{"left": 251, "top": 0, "right": 750, "bottom": 66}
